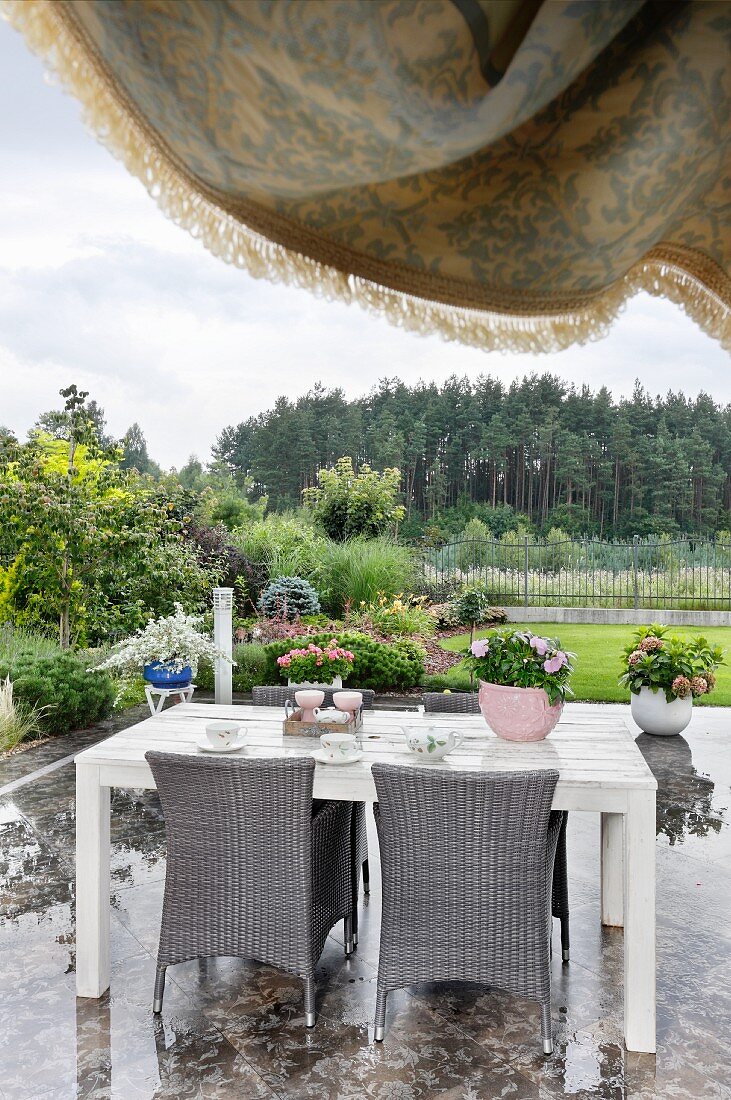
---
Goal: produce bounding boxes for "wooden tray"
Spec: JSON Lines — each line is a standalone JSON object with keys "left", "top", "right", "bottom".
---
{"left": 283, "top": 707, "right": 363, "bottom": 738}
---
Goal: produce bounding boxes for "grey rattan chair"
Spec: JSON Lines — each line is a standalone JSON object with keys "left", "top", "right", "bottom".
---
{"left": 145, "top": 752, "right": 353, "bottom": 1027}
{"left": 251, "top": 685, "right": 375, "bottom": 709}
{"left": 422, "top": 690, "right": 570, "bottom": 962}
{"left": 371, "top": 763, "right": 562, "bottom": 1053}
{"left": 422, "top": 691, "right": 481, "bottom": 715}
{"left": 252, "top": 684, "right": 372, "bottom": 935}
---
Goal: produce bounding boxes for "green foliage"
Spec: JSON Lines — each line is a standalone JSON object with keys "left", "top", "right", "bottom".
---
{"left": 457, "top": 518, "right": 492, "bottom": 570}
{"left": 348, "top": 592, "right": 434, "bottom": 637}
{"left": 109, "top": 674, "right": 147, "bottom": 711}
{"left": 449, "top": 586, "right": 506, "bottom": 629}
{"left": 231, "top": 513, "right": 327, "bottom": 582}
{"left": 0, "top": 387, "right": 216, "bottom": 647}
{"left": 316, "top": 537, "right": 416, "bottom": 617}
{"left": 120, "top": 423, "right": 160, "bottom": 477}
{"left": 0, "top": 624, "right": 60, "bottom": 662}
{"left": 619, "top": 624, "right": 725, "bottom": 702}
{"left": 215, "top": 376, "right": 731, "bottom": 537}
{"left": 466, "top": 628, "right": 575, "bottom": 705}
{"left": 303, "top": 456, "right": 405, "bottom": 540}
{"left": 264, "top": 631, "right": 424, "bottom": 691}
{"left": 0, "top": 675, "right": 47, "bottom": 752}
{"left": 0, "top": 649, "right": 114, "bottom": 735}
{"left": 258, "top": 576, "right": 321, "bottom": 621}
{"left": 197, "top": 642, "right": 270, "bottom": 693}
{"left": 421, "top": 671, "right": 475, "bottom": 693}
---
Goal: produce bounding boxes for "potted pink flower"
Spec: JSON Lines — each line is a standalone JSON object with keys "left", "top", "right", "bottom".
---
{"left": 619, "top": 625, "right": 724, "bottom": 736}
{"left": 466, "top": 629, "right": 575, "bottom": 741}
{"left": 276, "top": 639, "right": 355, "bottom": 688}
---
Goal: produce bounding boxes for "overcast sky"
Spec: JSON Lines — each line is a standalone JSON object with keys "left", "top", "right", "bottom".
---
{"left": 1, "top": 18, "right": 729, "bottom": 470}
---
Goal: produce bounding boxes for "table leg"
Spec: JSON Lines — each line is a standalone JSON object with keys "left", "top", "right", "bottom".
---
{"left": 601, "top": 812, "right": 624, "bottom": 927}
{"left": 623, "top": 789, "right": 656, "bottom": 1053}
{"left": 76, "top": 763, "right": 110, "bottom": 998}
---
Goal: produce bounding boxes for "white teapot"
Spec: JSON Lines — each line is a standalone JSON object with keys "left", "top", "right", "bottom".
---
{"left": 405, "top": 727, "right": 464, "bottom": 761}
{"left": 314, "top": 708, "right": 351, "bottom": 725}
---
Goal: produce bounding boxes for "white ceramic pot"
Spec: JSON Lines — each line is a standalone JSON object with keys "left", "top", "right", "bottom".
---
{"left": 630, "top": 686, "right": 692, "bottom": 736}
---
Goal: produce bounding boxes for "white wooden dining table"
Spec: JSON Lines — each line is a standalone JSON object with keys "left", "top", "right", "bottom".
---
{"left": 74, "top": 702, "right": 657, "bottom": 1053}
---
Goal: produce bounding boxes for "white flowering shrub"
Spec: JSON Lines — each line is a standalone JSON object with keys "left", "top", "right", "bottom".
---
{"left": 94, "top": 603, "right": 233, "bottom": 677}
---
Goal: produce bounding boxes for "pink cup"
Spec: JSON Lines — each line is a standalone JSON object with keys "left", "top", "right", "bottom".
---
{"left": 332, "top": 691, "right": 363, "bottom": 720}
{"left": 295, "top": 689, "right": 325, "bottom": 723}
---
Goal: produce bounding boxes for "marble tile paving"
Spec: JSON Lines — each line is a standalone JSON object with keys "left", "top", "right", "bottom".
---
{"left": 1, "top": 703, "right": 730, "bottom": 1098}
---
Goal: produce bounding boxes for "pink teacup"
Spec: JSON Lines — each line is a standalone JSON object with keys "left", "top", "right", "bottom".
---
{"left": 332, "top": 691, "right": 363, "bottom": 719}
{"left": 295, "top": 689, "right": 325, "bottom": 723}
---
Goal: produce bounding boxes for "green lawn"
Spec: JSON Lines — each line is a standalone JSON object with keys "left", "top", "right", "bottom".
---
{"left": 438, "top": 622, "right": 731, "bottom": 705}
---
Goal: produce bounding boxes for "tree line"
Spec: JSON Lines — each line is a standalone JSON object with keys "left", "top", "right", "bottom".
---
{"left": 214, "top": 375, "right": 731, "bottom": 538}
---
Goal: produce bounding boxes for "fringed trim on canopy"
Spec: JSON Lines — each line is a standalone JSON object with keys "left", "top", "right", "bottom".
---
{"left": 4, "top": 0, "right": 730, "bottom": 354}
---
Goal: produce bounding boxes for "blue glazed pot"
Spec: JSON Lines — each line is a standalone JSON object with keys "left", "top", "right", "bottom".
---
{"left": 143, "top": 662, "right": 192, "bottom": 688}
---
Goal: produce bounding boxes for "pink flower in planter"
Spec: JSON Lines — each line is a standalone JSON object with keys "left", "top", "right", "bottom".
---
{"left": 543, "top": 651, "right": 568, "bottom": 675}
{"left": 672, "top": 675, "right": 692, "bottom": 698}
{"left": 690, "top": 676, "right": 708, "bottom": 696}
{"left": 530, "top": 636, "right": 549, "bottom": 656}
{"left": 471, "top": 639, "right": 489, "bottom": 658}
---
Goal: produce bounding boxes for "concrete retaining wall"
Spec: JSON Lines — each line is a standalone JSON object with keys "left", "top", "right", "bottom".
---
{"left": 504, "top": 606, "right": 731, "bottom": 627}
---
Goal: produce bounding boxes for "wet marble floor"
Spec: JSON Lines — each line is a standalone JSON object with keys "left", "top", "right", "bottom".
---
{"left": 1, "top": 702, "right": 730, "bottom": 1099}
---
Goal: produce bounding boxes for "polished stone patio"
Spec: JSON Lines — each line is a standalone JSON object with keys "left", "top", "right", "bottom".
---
{"left": 1, "top": 702, "right": 730, "bottom": 1099}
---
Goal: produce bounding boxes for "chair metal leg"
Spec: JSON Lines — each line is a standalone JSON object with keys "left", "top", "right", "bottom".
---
{"left": 152, "top": 966, "right": 166, "bottom": 1014}
{"left": 352, "top": 902, "right": 359, "bottom": 947}
{"left": 304, "top": 976, "right": 316, "bottom": 1028}
{"left": 374, "top": 988, "right": 388, "bottom": 1042}
{"left": 561, "top": 914, "right": 570, "bottom": 963}
{"left": 362, "top": 857, "right": 370, "bottom": 896}
{"left": 344, "top": 913, "right": 354, "bottom": 956}
{"left": 541, "top": 1002, "right": 553, "bottom": 1055}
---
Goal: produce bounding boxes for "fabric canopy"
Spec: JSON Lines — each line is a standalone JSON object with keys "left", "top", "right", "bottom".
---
{"left": 5, "top": 0, "right": 730, "bottom": 351}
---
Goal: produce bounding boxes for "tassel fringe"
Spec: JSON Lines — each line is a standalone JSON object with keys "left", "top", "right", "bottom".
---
{"left": 4, "top": 0, "right": 730, "bottom": 354}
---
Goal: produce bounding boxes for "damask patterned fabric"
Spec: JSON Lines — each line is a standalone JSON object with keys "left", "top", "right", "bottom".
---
{"left": 4, "top": 0, "right": 730, "bottom": 350}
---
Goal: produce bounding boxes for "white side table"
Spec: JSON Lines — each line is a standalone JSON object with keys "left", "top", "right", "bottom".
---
{"left": 144, "top": 683, "right": 196, "bottom": 716}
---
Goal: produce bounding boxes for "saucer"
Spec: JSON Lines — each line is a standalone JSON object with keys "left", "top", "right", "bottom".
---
{"left": 196, "top": 734, "right": 247, "bottom": 754}
{"left": 312, "top": 748, "right": 363, "bottom": 766}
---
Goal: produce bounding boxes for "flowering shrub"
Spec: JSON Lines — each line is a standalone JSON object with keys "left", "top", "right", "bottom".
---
{"left": 276, "top": 639, "right": 355, "bottom": 683}
{"left": 619, "top": 625, "right": 724, "bottom": 702}
{"left": 349, "top": 592, "right": 434, "bottom": 636}
{"left": 466, "top": 628, "right": 575, "bottom": 705}
{"left": 94, "top": 603, "right": 233, "bottom": 677}
{"left": 265, "top": 631, "right": 424, "bottom": 691}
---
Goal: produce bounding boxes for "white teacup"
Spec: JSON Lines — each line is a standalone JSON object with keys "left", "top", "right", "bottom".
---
{"left": 205, "top": 721, "right": 241, "bottom": 749}
{"left": 405, "top": 728, "right": 463, "bottom": 761}
{"left": 320, "top": 732, "right": 358, "bottom": 761}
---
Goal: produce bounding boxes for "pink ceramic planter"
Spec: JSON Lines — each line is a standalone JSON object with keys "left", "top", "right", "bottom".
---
{"left": 478, "top": 680, "right": 563, "bottom": 742}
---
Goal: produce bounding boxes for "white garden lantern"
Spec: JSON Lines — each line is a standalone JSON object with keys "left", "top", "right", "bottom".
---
{"left": 212, "top": 588, "right": 234, "bottom": 705}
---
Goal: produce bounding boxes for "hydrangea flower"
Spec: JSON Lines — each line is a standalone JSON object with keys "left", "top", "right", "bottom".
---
{"left": 530, "top": 636, "right": 549, "bottom": 656}
{"left": 690, "top": 676, "right": 708, "bottom": 696}
{"left": 470, "top": 639, "right": 489, "bottom": 658}
{"left": 639, "top": 636, "right": 664, "bottom": 652}
{"left": 671, "top": 675, "right": 691, "bottom": 698}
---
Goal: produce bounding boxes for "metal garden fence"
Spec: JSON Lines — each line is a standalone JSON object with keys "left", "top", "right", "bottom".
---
{"left": 421, "top": 536, "right": 731, "bottom": 610}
